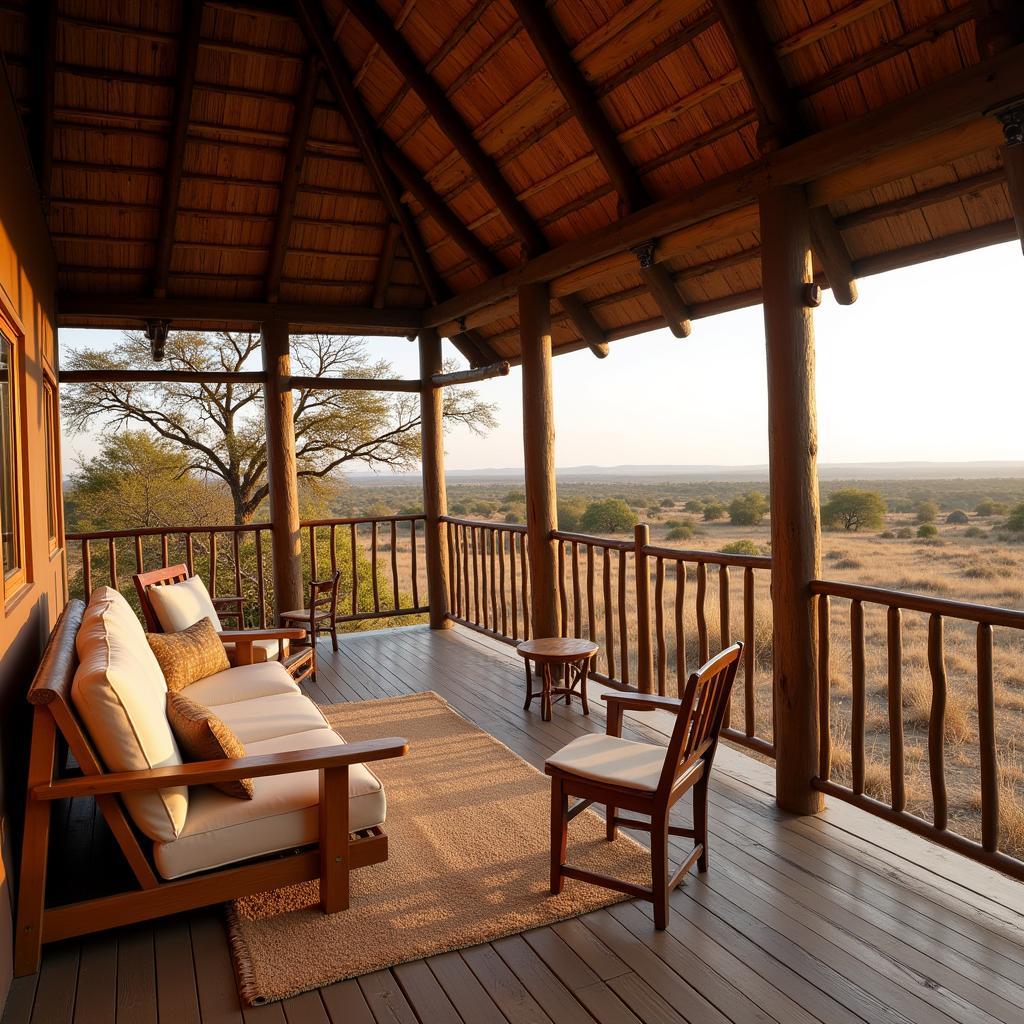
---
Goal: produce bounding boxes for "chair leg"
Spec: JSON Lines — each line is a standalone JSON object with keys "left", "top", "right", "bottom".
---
{"left": 651, "top": 811, "right": 670, "bottom": 930}
{"left": 330, "top": 624, "right": 339, "bottom": 652}
{"left": 550, "top": 777, "right": 568, "bottom": 894}
{"left": 579, "top": 662, "right": 590, "bottom": 715}
{"left": 319, "top": 765, "right": 350, "bottom": 913}
{"left": 524, "top": 661, "right": 533, "bottom": 710}
{"left": 606, "top": 803, "right": 617, "bottom": 841}
{"left": 694, "top": 775, "right": 709, "bottom": 872}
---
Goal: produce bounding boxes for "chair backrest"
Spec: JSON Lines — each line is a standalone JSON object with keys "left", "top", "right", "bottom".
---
{"left": 310, "top": 570, "right": 341, "bottom": 620}
{"left": 132, "top": 564, "right": 190, "bottom": 631}
{"left": 658, "top": 643, "right": 743, "bottom": 793}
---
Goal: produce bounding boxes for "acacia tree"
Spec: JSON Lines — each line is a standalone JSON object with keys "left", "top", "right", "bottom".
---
{"left": 64, "top": 331, "right": 496, "bottom": 524}
{"left": 821, "top": 489, "right": 886, "bottom": 531}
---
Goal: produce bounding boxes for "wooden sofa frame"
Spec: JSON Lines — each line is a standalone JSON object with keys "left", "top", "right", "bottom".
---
{"left": 133, "top": 563, "right": 316, "bottom": 684}
{"left": 14, "top": 600, "right": 407, "bottom": 976}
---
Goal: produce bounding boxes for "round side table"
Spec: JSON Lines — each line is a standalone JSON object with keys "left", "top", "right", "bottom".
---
{"left": 516, "top": 638, "right": 599, "bottom": 722}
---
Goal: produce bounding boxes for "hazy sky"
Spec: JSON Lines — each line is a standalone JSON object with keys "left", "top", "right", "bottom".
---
{"left": 60, "top": 240, "right": 1024, "bottom": 474}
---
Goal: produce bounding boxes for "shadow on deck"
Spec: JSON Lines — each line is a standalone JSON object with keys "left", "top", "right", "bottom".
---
{"left": 5, "top": 624, "right": 1024, "bottom": 1024}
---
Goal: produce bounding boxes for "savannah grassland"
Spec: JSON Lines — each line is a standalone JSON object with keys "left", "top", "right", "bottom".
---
{"left": 340, "top": 474, "right": 1024, "bottom": 858}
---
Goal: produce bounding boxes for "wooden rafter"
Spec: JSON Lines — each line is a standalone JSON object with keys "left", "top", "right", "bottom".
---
{"left": 714, "top": 0, "right": 858, "bottom": 305}
{"left": 292, "top": 0, "right": 497, "bottom": 366}
{"left": 338, "top": 0, "right": 608, "bottom": 358}
{"left": 511, "top": 0, "right": 694, "bottom": 340}
{"left": 265, "top": 57, "right": 320, "bottom": 303}
{"left": 29, "top": 0, "right": 57, "bottom": 210}
{"left": 371, "top": 222, "right": 401, "bottom": 309}
{"left": 152, "top": 0, "right": 204, "bottom": 299}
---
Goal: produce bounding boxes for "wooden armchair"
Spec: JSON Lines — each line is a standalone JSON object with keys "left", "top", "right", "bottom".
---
{"left": 133, "top": 563, "right": 315, "bottom": 683}
{"left": 280, "top": 569, "right": 342, "bottom": 680}
{"left": 545, "top": 643, "right": 742, "bottom": 929}
{"left": 14, "top": 600, "right": 407, "bottom": 975}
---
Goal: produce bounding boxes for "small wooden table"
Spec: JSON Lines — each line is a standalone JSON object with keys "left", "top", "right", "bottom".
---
{"left": 517, "top": 638, "right": 599, "bottom": 722}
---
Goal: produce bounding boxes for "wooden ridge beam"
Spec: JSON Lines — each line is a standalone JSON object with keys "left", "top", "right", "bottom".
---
{"left": 266, "top": 57, "right": 320, "bottom": 302}
{"left": 423, "top": 43, "right": 1024, "bottom": 331}
{"left": 29, "top": 0, "right": 57, "bottom": 209}
{"left": 511, "top": 0, "right": 694, "bottom": 343}
{"left": 714, "top": 0, "right": 857, "bottom": 305}
{"left": 153, "top": 0, "right": 204, "bottom": 299}
{"left": 56, "top": 294, "right": 422, "bottom": 333}
{"left": 338, "top": 0, "right": 546, "bottom": 256}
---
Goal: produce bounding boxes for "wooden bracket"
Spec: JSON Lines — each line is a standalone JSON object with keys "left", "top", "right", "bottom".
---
{"left": 630, "top": 241, "right": 657, "bottom": 268}
{"left": 144, "top": 319, "right": 171, "bottom": 361}
{"left": 993, "top": 102, "right": 1024, "bottom": 144}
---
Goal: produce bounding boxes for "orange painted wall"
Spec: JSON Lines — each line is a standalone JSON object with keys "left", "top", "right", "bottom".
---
{"left": 0, "top": 67, "right": 65, "bottom": 1009}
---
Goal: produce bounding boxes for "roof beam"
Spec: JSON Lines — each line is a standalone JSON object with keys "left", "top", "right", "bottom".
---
{"left": 152, "top": 0, "right": 204, "bottom": 299}
{"left": 509, "top": 0, "right": 694, "bottom": 340}
{"left": 422, "top": 39, "right": 1024, "bottom": 331}
{"left": 371, "top": 222, "right": 402, "bottom": 308}
{"left": 714, "top": 0, "right": 858, "bottom": 305}
{"left": 265, "top": 57, "right": 320, "bottom": 302}
{"left": 29, "top": 0, "right": 57, "bottom": 210}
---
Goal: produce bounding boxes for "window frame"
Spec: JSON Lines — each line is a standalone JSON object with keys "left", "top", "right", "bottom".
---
{"left": 42, "top": 375, "right": 62, "bottom": 554}
{"left": 0, "top": 298, "right": 27, "bottom": 601}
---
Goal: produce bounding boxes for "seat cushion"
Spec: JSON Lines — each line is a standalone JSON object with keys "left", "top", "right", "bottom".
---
{"left": 182, "top": 662, "right": 298, "bottom": 706}
{"left": 147, "top": 618, "right": 230, "bottom": 692}
{"left": 223, "top": 637, "right": 289, "bottom": 665}
{"left": 152, "top": 727, "right": 387, "bottom": 880}
{"left": 546, "top": 733, "right": 667, "bottom": 792}
{"left": 71, "top": 587, "right": 188, "bottom": 842}
{"left": 167, "top": 693, "right": 254, "bottom": 800}
{"left": 208, "top": 692, "right": 329, "bottom": 744}
{"left": 148, "top": 575, "right": 223, "bottom": 633}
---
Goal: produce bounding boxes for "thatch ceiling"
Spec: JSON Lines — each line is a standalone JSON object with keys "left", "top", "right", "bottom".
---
{"left": 0, "top": 1, "right": 1018, "bottom": 363}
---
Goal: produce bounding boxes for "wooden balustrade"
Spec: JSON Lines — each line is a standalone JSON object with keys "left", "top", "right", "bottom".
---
{"left": 67, "top": 514, "right": 428, "bottom": 628}
{"left": 812, "top": 578, "right": 1024, "bottom": 883}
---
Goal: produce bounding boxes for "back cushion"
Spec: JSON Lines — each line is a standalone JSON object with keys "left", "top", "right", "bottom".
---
{"left": 71, "top": 587, "right": 188, "bottom": 841}
{"left": 148, "top": 575, "right": 224, "bottom": 634}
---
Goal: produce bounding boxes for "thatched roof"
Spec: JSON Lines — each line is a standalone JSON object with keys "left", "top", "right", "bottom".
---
{"left": 0, "top": 1, "right": 1019, "bottom": 363}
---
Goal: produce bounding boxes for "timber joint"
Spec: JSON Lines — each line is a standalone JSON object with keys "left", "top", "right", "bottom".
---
{"left": 630, "top": 240, "right": 657, "bottom": 269}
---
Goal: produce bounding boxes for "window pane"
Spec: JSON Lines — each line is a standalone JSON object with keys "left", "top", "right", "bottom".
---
{"left": 0, "top": 335, "right": 18, "bottom": 577}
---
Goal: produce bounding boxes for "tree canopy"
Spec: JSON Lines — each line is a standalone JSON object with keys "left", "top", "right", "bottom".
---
{"left": 821, "top": 489, "right": 886, "bottom": 531}
{"left": 579, "top": 499, "right": 637, "bottom": 533}
{"left": 63, "top": 330, "right": 496, "bottom": 524}
{"left": 728, "top": 491, "right": 768, "bottom": 526}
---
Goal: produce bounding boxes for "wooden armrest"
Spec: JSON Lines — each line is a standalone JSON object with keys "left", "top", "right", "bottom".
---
{"left": 32, "top": 737, "right": 409, "bottom": 800}
{"left": 218, "top": 628, "right": 307, "bottom": 643}
{"left": 601, "top": 692, "right": 684, "bottom": 713}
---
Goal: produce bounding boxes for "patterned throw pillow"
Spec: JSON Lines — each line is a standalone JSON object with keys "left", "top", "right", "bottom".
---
{"left": 166, "top": 692, "right": 254, "bottom": 800}
{"left": 147, "top": 617, "right": 230, "bottom": 693}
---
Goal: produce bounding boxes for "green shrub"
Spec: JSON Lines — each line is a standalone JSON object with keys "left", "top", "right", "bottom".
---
{"left": 666, "top": 523, "right": 694, "bottom": 542}
{"left": 580, "top": 499, "right": 638, "bottom": 533}
{"left": 916, "top": 523, "right": 938, "bottom": 538}
{"left": 975, "top": 499, "right": 1008, "bottom": 516}
{"left": 895, "top": 526, "right": 913, "bottom": 539}
{"left": 703, "top": 502, "right": 726, "bottom": 522}
{"left": 964, "top": 525, "right": 985, "bottom": 538}
{"left": 879, "top": 530, "right": 895, "bottom": 539}
{"left": 720, "top": 540, "right": 760, "bottom": 556}
{"left": 660, "top": 498, "right": 674, "bottom": 508}
{"left": 683, "top": 499, "right": 704, "bottom": 514}
{"left": 728, "top": 491, "right": 768, "bottom": 526}
{"left": 915, "top": 500, "right": 938, "bottom": 524}
{"left": 1005, "top": 503, "right": 1024, "bottom": 533}
{"left": 557, "top": 499, "right": 587, "bottom": 532}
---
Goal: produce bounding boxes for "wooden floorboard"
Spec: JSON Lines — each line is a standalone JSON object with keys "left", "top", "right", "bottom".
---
{"left": 5, "top": 624, "right": 1024, "bottom": 1024}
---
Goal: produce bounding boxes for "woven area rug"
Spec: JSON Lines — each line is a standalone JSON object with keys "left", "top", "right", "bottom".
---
{"left": 226, "top": 691, "right": 651, "bottom": 1004}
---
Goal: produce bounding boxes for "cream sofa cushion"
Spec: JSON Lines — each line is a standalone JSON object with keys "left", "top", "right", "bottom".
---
{"left": 71, "top": 587, "right": 188, "bottom": 841}
{"left": 222, "top": 637, "right": 288, "bottom": 665}
{"left": 148, "top": 575, "right": 223, "bottom": 633}
{"left": 208, "top": 691, "right": 328, "bottom": 744}
{"left": 180, "top": 661, "right": 298, "bottom": 706}
{"left": 545, "top": 732, "right": 667, "bottom": 791}
{"left": 152, "top": 727, "right": 387, "bottom": 879}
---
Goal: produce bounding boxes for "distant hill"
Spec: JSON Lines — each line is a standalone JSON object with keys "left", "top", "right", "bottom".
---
{"left": 348, "top": 461, "right": 1024, "bottom": 483}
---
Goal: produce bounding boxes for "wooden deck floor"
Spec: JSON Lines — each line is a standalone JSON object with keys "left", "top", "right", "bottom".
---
{"left": 5, "top": 624, "right": 1024, "bottom": 1024}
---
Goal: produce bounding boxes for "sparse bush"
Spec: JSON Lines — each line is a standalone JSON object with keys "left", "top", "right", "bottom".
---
{"left": 557, "top": 499, "right": 587, "bottom": 532}
{"left": 945, "top": 510, "right": 969, "bottom": 525}
{"left": 580, "top": 498, "right": 637, "bottom": 534}
{"left": 683, "top": 499, "right": 704, "bottom": 514}
{"left": 1006, "top": 503, "right": 1024, "bottom": 533}
{"left": 834, "top": 557, "right": 862, "bottom": 570}
{"left": 879, "top": 530, "right": 895, "bottom": 539}
{"left": 976, "top": 499, "right": 1008, "bottom": 516}
{"left": 647, "top": 506, "right": 661, "bottom": 516}
{"left": 503, "top": 490, "right": 525, "bottom": 504}
{"left": 666, "top": 523, "right": 695, "bottom": 542}
{"left": 917, "top": 523, "right": 938, "bottom": 538}
{"left": 720, "top": 539, "right": 760, "bottom": 556}
{"left": 964, "top": 525, "right": 985, "bottom": 538}
{"left": 703, "top": 502, "right": 726, "bottom": 522}
{"left": 822, "top": 489, "right": 886, "bottom": 531}
{"left": 729, "top": 491, "right": 768, "bottom": 526}
{"left": 660, "top": 498, "right": 674, "bottom": 508}
{"left": 504, "top": 510, "right": 522, "bottom": 524}
{"left": 915, "top": 500, "right": 939, "bottom": 524}
{"left": 895, "top": 526, "right": 913, "bottom": 539}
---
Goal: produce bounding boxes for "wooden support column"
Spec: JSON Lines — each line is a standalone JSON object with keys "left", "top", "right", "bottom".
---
{"left": 520, "top": 283, "right": 560, "bottom": 639}
{"left": 261, "top": 320, "right": 304, "bottom": 623}
{"left": 419, "top": 328, "right": 452, "bottom": 630}
{"left": 760, "top": 185, "right": 825, "bottom": 816}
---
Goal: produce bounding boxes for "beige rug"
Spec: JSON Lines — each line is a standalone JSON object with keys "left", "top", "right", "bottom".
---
{"left": 226, "top": 691, "right": 651, "bottom": 1004}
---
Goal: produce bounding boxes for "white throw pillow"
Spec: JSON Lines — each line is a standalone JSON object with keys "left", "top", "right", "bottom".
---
{"left": 148, "top": 575, "right": 224, "bottom": 634}
{"left": 71, "top": 587, "right": 188, "bottom": 842}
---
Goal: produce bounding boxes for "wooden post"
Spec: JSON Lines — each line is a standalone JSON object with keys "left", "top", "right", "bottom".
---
{"left": 419, "top": 328, "right": 451, "bottom": 629}
{"left": 520, "top": 282, "right": 560, "bottom": 639}
{"left": 760, "top": 185, "right": 825, "bottom": 816}
{"left": 261, "top": 320, "right": 304, "bottom": 623}
{"left": 634, "top": 523, "right": 654, "bottom": 693}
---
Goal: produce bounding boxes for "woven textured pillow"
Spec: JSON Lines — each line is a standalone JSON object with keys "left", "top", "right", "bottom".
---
{"left": 147, "top": 617, "right": 230, "bottom": 693}
{"left": 166, "top": 692, "right": 254, "bottom": 800}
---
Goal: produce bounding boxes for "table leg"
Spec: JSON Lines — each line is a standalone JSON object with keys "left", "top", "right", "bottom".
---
{"left": 542, "top": 663, "right": 553, "bottom": 721}
{"left": 579, "top": 659, "right": 590, "bottom": 715}
{"left": 524, "top": 659, "right": 534, "bottom": 710}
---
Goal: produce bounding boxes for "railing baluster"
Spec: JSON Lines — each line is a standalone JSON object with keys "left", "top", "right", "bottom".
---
{"left": 618, "top": 548, "right": 629, "bottom": 686}
{"left": 558, "top": 540, "right": 567, "bottom": 637}
{"left": 520, "top": 532, "right": 530, "bottom": 640}
{"left": 817, "top": 593, "right": 830, "bottom": 779}
{"left": 696, "top": 562, "right": 708, "bottom": 664}
{"left": 571, "top": 541, "right": 581, "bottom": 639}
{"left": 720, "top": 564, "right": 731, "bottom": 725}
{"left": 350, "top": 523, "right": 358, "bottom": 615}
{"left": 851, "top": 598, "right": 865, "bottom": 795}
{"left": 135, "top": 534, "right": 144, "bottom": 575}
{"left": 927, "top": 613, "right": 948, "bottom": 831}
{"left": 371, "top": 520, "right": 380, "bottom": 614}
{"left": 81, "top": 538, "right": 92, "bottom": 597}
{"left": 390, "top": 520, "right": 399, "bottom": 612}
{"left": 161, "top": 532, "right": 169, "bottom": 566}
{"left": 185, "top": 533, "right": 194, "bottom": 575}
{"left": 479, "top": 528, "right": 488, "bottom": 630}
{"left": 471, "top": 527, "right": 480, "bottom": 626}
{"left": 489, "top": 528, "right": 498, "bottom": 630}
{"left": 674, "top": 560, "right": 685, "bottom": 697}
{"left": 586, "top": 545, "right": 596, "bottom": 646}
{"left": 743, "top": 567, "right": 755, "bottom": 738}
{"left": 463, "top": 526, "right": 472, "bottom": 626}
{"left": 603, "top": 547, "right": 614, "bottom": 680}
{"left": 232, "top": 530, "right": 242, "bottom": 606}
{"left": 887, "top": 606, "right": 905, "bottom": 812}
{"left": 448, "top": 522, "right": 458, "bottom": 617}
{"left": 330, "top": 523, "right": 338, "bottom": 575}
{"left": 108, "top": 537, "right": 118, "bottom": 590}
{"left": 410, "top": 520, "right": 420, "bottom": 610}
{"left": 255, "top": 529, "right": 267, "bottom": 628}
{"left": 655, "top": 557, "right": 666, "bottom": 696}
{"left": 509, "top": 532, "right": 518, "bottom": 640}
{"left": 209, "top": 532, "right": 217, "bottom": 596}
{"left": 498, "top": 530, "right": 508, "bottom": 636}
{"left": 977, "top": 622, "right": 999, "bottom": 852}
{"left": 309, "top": 525, "right": 318, "bottom": 583}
